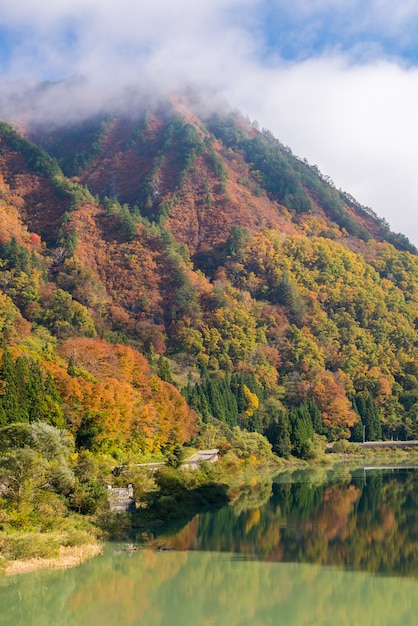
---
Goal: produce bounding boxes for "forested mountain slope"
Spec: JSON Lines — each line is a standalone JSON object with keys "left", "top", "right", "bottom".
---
{"left": 0, "top": 89, "right": 417, "bottom": 462}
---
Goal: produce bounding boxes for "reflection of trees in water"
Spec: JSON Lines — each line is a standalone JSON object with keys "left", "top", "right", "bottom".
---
{"left": 280, "top": 470, "right": 418, "bottom": 575}
{"left": 154, "top": 468, "right": 418, "bottom": 576}
{"left": 278, "top": 469, "right": 418, "bottom": 575}
{"left": 4, "top": 545, "right": 418, "bottom": 626}
{"left": 229, "top": 478, "right": 272, "bottom": 515}
{"left": 2, "top": 472, "right": 418, "bottom": 626}
{"left": 0, "top": 566, "right": 76, "bottom": 626}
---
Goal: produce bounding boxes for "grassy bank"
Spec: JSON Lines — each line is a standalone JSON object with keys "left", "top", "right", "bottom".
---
{"left": 4, "top": 543, "right": 102, "bottom": 576}
{"left": 0, "top": 510, "right": 103, "bottom": 575}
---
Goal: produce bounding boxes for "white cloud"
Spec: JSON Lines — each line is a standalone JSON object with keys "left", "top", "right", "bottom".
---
{"left": 225, "top": 56, "right": 418, "bottom": 245}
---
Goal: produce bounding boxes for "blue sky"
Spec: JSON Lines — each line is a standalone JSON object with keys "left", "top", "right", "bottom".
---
{"left": 258, "top": 1, "right": 418, "bottom": 63}
{"left": 1, "top": 0, "right": 418, "bottom": 245}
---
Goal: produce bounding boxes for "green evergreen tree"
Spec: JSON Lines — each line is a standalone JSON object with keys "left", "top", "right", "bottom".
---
{"left": 354, "top": 393, "right": 382, "bottom": 441}
{"left": 41, "top": 373, "right": 65, "bottom": 428}
{"left": 182, "top": 381, "right": 211, "bottom": 422}
{"left": 193, "top": 384, "right": 211, "bottom": 422}
{"left": 308, "top": 401, "right": 328, "bottom": 437}
{"left": 290, "top": 405, "right": 314, "bottom": 459}
{"left": 264, "top": 404, "right": 292, "bottom": 457}
{"left": 271, "top": 271, "right": 306, "bottom": 324}
{"left": 67, "top": 356, "right": 77, "bottom": 377}
{"left": 157, "top": 356, "right": 174, "bottom": 384}
{"left": 350, "top": 417, "right": 365, "bottom": 443}
{"left": 364, "top": 394, "right": 382, "bottom": 441}
{"left": 231, "top": 377, "right": 247, "bottom": 414}
{"left": 27, "top": 360, "right": 44, "bottom": 422}
{"left": 199, "top": 376, "right": 239, "bottom": 427}
{"left": 14, "top": 357, "right": 31, "bottom": 423}
{"left": 220, "top": 378, "right": 239, "bottom": 426}
{"left": 0, "top": 404, "right": 6, "bottom": 428}
{"left": 0, "top": 344, "right": 20, "bottom": 423}
{"left": 0, "top": 237, "right": 31, "bottom": 272}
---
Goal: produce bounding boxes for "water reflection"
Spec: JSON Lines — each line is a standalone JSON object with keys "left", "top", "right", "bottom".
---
{"left": 2, "top": 467, "right": 418, "bottom": 626}
{"left": 150, "top": 466, "right": 418, "bottom": 576}
{"left": 3, "top": 547, "right": 418, "bottom": 626}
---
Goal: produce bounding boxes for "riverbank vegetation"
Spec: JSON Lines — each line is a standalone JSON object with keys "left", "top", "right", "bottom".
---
{"left": 0, "top": 407, "right": 282, "bottom": 570}
{"left": 2, "top": 408, "right": 418, "bottom": 572}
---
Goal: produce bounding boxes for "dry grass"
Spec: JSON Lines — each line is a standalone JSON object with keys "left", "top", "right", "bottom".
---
{"left": 4, "top": 543, "right": 102, "bottom": 576}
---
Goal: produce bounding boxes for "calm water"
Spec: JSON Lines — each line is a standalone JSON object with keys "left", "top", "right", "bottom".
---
{"left": 2, "top": 466, "right": 418, "bottom": 626}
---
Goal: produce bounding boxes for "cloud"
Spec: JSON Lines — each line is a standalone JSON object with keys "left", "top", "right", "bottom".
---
{"left": 1, "top": 0, "right": 418, "bottom": 245}
{"left": 0, "top": 0, "right": 262, "bottom": 119}
{"left": 225, "top": 54, "right": 418, "bottom": 245}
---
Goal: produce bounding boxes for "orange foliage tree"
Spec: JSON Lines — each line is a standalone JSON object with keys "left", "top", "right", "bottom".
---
{"left": 310, "top": 370, "right": 358, "bottom": 435}
{"left": 46, "top": 338, "right": 196, "bottom": 454}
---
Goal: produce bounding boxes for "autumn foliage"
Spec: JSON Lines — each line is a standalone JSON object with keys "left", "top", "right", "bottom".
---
{"left": 0, "top": 95, "right": 417, "bottom": 460}
{"left": 53, "top": 338, "right": 196, "bottom": 454}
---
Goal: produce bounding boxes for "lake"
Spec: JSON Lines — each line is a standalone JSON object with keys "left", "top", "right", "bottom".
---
{"left": 2, "top": 465, "right": 418, "bottom": 625}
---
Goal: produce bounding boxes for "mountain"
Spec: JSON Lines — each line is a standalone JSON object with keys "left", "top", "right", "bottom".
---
{"left": 25, "top": 91, "right": 416, "bottom": 255}
{"left": 0, "top": 87, "right": 417, "bottom": 459}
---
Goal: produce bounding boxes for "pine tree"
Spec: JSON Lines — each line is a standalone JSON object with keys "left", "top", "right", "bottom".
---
{"left": 183, "top": 382, "right": 211, "bottom": 422}
{"left": 0, "top": 404, "right": 7, "bottom": 428}
{"left": 290, "top": 405, "right": 314, "bottom": 459}
{"left": 350, "top": 417, "right": 365, "bottom": 443}
{"left": 307, "top": 401, "right": 327, "bottom": 437}
{"left": 67, "top": 356, "right": 76, "bottom": 377}
{"left": 15, "top": 357, "right": 31, "bottom": 423}
{"left": 353, "top": 393, "right": 381, "bottom": 441}
{"left": 0, "top": 344, "right": 20, "bottom": 423}
{"left": 41, "top": 374, "right": 65, "bottom": 428}
{"left": 364, "top": 394, "right": 382, "bottom": 441}
{"left": 264, "top": 405, "right": 292, "bottom": 457}
{"left": 27, "top": 360, "right": 44, "bottom": 422}
{"left": 157, "top": 356, "right": 174, "bottom": 384}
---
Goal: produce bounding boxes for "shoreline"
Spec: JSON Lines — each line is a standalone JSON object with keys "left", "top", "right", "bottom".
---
{"left": 3, "top": 449, "right": 418, "bottom": 576}
{"left": 3, "top": 543, "right": 102, "bottom": 576}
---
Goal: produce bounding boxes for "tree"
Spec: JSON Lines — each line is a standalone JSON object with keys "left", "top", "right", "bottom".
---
{"left": 226, "top": 226, "right": 252, "bottom": 262}
{"left": 272, "top": 271, "right": 306, "bottom": 325}
{"left": 263, "top": 399, "right": 292, "bottom": 457}
{"left": 311, "top": 370, "right": 358, "bottom": 437}
{"left": 67, "top": 356, "right": 76, "bottom": 377}
{"left": 70, "top": 449, "right": 110, "bottom": 514}
{"left": 243, "top": 385, "right": 259, "bottom": 417}
{"left": 0, "top": 423, "right": 32, "bottom": 451}
{"left": 350, "top": 416, "right": 364, "bottom": 443}
{"left": 166, "top": 444, "right": 184, "bottom": 468}
{"left": 15, "top": 357, "right": 31, "bottom": 422}
{"left": 0, "top": 344, "right": 20, "bottom": 423}
{"left": 0, "top": 448, "right": 47, "bottom": 512}
{"left": 289, "top": 405, "right": 314, "bottom": 459}
{"left": 157, "top": 356, "right": 174, "bottom": 384}
{"left": 354, "top": 393, "right": 382, "bottom": 441}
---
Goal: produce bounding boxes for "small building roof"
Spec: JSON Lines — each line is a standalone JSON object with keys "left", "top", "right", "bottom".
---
{"left": 186, "top": 449, "right": 219, "bottom": 463}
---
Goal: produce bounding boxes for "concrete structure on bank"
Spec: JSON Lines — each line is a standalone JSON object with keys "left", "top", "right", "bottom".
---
{"left": 107, "top": 484, "right": 136, "bottom": 512}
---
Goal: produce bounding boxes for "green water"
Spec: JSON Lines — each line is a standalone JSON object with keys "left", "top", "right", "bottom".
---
{"left": 2, "top": 466, "right": 418, "bottom": 626}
